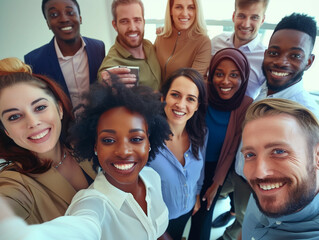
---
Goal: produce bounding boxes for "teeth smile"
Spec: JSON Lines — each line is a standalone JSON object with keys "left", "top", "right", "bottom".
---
{"left": 113, "top": 163, "right": 134, "bottom": 170}
{"left": 128, "top": 34, "right": 138, "bottom": 37}
{"left": 173, "top": 110, "right": 185, "bottom": 116}
{"left": 221, "top": 88, "right": 231, "bottom": 92}
{"left": 259, "top": 182, "right": 283, "bottom": 190}
{"left": 61, "top": 26, "right": 72, "bottom": 31}
{"left": 272, "top": 71, "right": 289, "bottom": 77}
{"left": 29, "top": 129, "right": 49, "bottom": 140}
{"left": 180, "top": 19, "right": 189, "bottom": 22}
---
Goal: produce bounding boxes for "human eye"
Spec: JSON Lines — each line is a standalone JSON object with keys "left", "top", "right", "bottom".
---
{"left": 251, "top": 15, "right": 260, "bottom": 21}
{"left": 8, "top": 114, "right": 22, "bottom": 121}
{"left": 67, "top": 10, "right": 75, "bottom": 16}
{"left": 272, "top": 148, "right": 287, "bottom": 155}
{"left": 188, "top": 5, "right": 195, "bottom": 10}
{"left": 134, "top": 18, "right": 142, "bottom": 23}
{"left": 101, "top": 137, "right": 115, "bottom": 144}
{"left": 237, "top": 13, "right": 245, "bottom": 19}
{"left": 243, "top": 152, "right": 255, "bottom": 160}
{"left": 291, "top": 53, "right": 303, "bottom": 59}
{"left": 266, "top": 50, "right": 278, "bottom": 57}
{"left": 187, "top": 96, "right": 197, "bottom": 102}
{"left": 230, "top": 73, "right": 239, "bottom": 78}
{"left": 35, "top": 105, "right": 47, "bottom": 112}
{"left": 170, "top": 92, "right": 179, "bottom": 98}
{"left": 119, "top": 19, "right": 129, "bottom": 24}
{"left": 215, "top": 72, "right": 223, "bottom": 77}
{"left": 131, "top": 136, "right": 145, "bottom": 143}
{"left": 49, "top": 11, "right": 59, "bottom": 18}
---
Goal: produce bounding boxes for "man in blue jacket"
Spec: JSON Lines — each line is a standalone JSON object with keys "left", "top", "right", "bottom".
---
{"left": 25, "top": 0, "right": 105, "bottom": 108}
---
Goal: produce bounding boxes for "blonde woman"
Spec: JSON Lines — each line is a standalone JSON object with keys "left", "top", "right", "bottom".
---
{"left": 155, "top": 0, "right": 211, "bottom": 84}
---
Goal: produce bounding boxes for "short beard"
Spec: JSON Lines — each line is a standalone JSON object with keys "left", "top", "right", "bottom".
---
{"left": 262, "top": 66, "right": 304, "bottom": 93}
{"left": 250, "top": 165, "right": 317, "bottom": 218}
{"left": 64, "top": 38, "right": 77, "bottom": 44}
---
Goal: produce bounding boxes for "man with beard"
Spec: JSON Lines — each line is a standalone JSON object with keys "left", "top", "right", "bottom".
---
{"left": 240, "top": 98, "right": 319, "bottom": 239}
{"left": 98, "top": 0, "right": 161, "bottom": 90}
{"left": 24, "top": 0, "right": 105, "bottom": 108}
{"left": 255, "top": 13, "right": 319, "bottom": 118}
{"left": 235, "top": 13, "right": 319, "bottom": 181}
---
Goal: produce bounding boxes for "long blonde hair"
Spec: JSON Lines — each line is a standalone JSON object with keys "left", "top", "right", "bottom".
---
{"left": 160, "top": 0, "right": 207, "bottom": 38}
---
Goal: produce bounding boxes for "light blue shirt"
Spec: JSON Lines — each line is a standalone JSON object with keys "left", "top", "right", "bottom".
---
{"left": 235, "top": 80, "right": 319, "bottom": 178}
{"left": 243, "top": 193, "right": 319, "bottom": 240}
{"left": 148, "top": 140, "right": 206, "bottom": 220}
{"left": 211, "top": 32, "right": 266, "bottom": 99}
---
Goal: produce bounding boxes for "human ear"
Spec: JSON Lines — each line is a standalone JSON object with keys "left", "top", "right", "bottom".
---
{"left": 314, "top": 143, "right": 319, "bottom": 170}
{"left": 57, "top": 102, "right": 63, "bottom": 120}
{"left": 112, "top": 20, "right": 118, "bottom": 32}
{"left": 4, "top": 129, "right": 10, "bottom": 137}
{"left": 305, "top": 54, "right": 315, "bottom": 71}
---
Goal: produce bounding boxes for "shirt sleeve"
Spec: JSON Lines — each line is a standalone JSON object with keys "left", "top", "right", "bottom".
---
{"left": 196, "top": 130, "right": 209, "bottom": 194}
{"left": 191, "top": 36, "right": 212, "bottom": 77}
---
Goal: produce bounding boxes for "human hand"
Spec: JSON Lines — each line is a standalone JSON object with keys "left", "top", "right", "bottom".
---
{"left": 101, "top": 67, "right": 137, "bottom": 87}
{"left": 192, "top": 194, "right": 201, "bottom": 215}
{"left": 156, "top": 26, "right": 164, "bottom": 35}
{"left": 202, "top": 182, "right": 219, "bottom": 211}
{"left": 0, "top": 197, "right": 15, "bottom": 221}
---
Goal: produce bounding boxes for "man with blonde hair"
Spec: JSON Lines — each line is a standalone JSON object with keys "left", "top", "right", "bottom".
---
{"left": 241, "top": 98, "right": 319, "bottom": 239}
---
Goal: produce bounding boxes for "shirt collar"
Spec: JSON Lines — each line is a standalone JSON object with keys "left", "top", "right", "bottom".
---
{"left": 114, "top": 38, "right": 149, "bottom": 59}
{"left": 261, "top": 193, "right": 319, "bottom": 227}
{"left": 54, "top": 36, "right": 86, "bottom": 60}
{"left": 259, "top": 80, "right": 304, "bottom": 99}
{"left": 91, "top": 168, "right": 151, "bottom": 210}
{"left": 228, "top": 32, "right": 261, "bottom": 52}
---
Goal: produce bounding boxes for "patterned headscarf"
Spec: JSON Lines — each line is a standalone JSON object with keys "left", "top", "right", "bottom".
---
{"left": 207, "top": 48, "right": 250, "bottom": 111}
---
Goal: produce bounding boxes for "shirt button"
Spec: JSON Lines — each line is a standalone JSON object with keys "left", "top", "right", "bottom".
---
{"left": 276, "top": 221, "right": 281, "bottom": 225}
{"left": 185, "top": 154, "right": 188, "bottom": 157}
{"left": 251, "top": 237, "right": 255, "bottom": 240}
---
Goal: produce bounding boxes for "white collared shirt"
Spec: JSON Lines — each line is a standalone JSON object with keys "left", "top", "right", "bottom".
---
{"left": 0, "top": 167, "right": 168, "bottom": 240}
{"left": 55, "top": 37, "right": 89, "bottom": 108}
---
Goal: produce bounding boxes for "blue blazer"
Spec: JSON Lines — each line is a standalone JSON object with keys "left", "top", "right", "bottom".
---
{"left": 24, "top": 37, "right": 105, "bottom": 97}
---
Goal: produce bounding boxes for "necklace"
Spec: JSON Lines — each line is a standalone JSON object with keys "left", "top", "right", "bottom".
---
{"left": 55, "top": 151, "right": 67, "bottom": 169}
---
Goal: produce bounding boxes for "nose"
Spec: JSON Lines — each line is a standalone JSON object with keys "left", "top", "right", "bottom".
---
{"left": 221, "top": 75, "right": 231, "bottom": 85}
{"left": 241, "top": 18, "right": 251, "bottom": 28}
{"left": 26, "top": 113, "right": 41, "bottom": 129}
{"left": 175, "top": 97, "right": 187, "bottom": 109}
{"left": 114, "top": 140, "right": 133, "bottom": 159}
{"left": 250, "top": 155, "right": 274, "bottom": 179}
{"left": 58, "top": 12, "right": 70, "bottom": 22}
{"left": 128, "top": 20, "right": 137, "bottom": 31}
{"left": 274, "top": 54, "right": 290, "bottom": 67}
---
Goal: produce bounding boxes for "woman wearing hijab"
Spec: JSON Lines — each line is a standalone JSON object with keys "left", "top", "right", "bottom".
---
{"left": 188, "top": 48, "right": 253, "bottom": 240}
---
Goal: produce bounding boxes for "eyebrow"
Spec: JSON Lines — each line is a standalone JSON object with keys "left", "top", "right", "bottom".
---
{"left": 171, "top": 90, "right": 198, "bottom": 99}
{"left": 241, "top": 142, "right": 289, "bottom": 153}
{"left": 98, "top": 128, "right": 145, "bottom": 134}
{"left": 269, "top": 46, "right": 305, "bottom": 53}
{"left": 47, "top": 6, "right": 74, "bottom": 12}
{"left": 1, "top": 98, "right": 48, "bottom": 117}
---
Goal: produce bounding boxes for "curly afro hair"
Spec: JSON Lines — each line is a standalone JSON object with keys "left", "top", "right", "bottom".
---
{"left": 68, "top": 81, "right": 171, "bottom": 172}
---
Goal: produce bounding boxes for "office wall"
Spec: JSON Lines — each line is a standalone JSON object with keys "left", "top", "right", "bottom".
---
{"left": 0, "top": 0, "right": 116, "bottom": 60}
